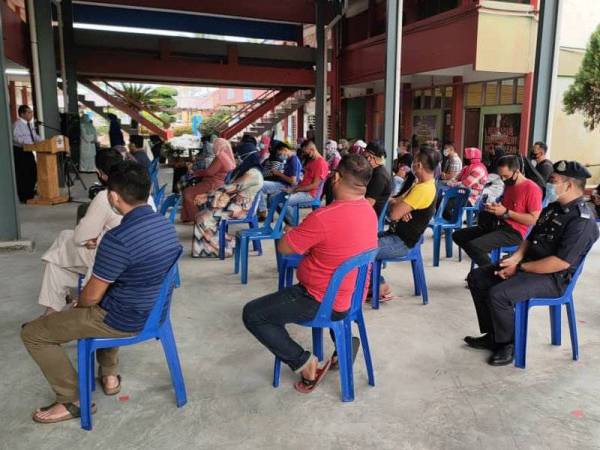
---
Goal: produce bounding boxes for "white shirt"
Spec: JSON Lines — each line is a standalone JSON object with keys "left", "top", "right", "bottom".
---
{"left": 13, "top": 117, "right": 41, "bottom": 147}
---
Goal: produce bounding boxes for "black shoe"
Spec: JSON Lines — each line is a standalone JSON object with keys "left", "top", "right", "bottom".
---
{"left": 488, "top": 344, "right": 514, "bottom": 366}
{"left": 464, "top": 334, "right": 495, "bottom": 350}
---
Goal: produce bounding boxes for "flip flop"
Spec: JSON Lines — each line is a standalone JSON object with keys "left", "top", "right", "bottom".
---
{"left": 32, "top": 402, "right": 97, "bottom": 424}
{"left": 101, "top": 374, "right": 122, "bottom": 396}
{"left": 294, "top": 359, "right": 331, "bottom": 394}
{"left": 331, "top": 336, "right": 361, "bottom": 371}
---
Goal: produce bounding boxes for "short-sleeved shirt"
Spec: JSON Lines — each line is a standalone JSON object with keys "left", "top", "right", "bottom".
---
{"left": 285, "top": 199, "right": 378, "bottom": 312}
{"left": 132, "top": 150, "right": 152, "bottom": 170}
{"left": 93, "top": 205, "right": 181, "bottom": 332}
{"left": 536, "top": 159, "right": 554, "bottom": 182}
{"left": 282, "top": 154, "right": 302, "bottom": 186}
{"left": 298, "top": 156, "right": 329, "bottom": 197}
{"left": 366, "top": 164, "right": 392, "bottom": 217}
{"left": 501, "top": 178, "right": 542, "bottom": 237}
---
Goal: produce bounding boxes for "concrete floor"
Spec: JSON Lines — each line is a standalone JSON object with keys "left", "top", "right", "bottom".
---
{"left": 2, "top": 172, "right": 600, "bottom": 450}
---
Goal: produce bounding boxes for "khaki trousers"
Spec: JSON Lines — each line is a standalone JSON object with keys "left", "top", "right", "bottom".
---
{"left": 21, "top": 305, "right": 133, "bottom": 403}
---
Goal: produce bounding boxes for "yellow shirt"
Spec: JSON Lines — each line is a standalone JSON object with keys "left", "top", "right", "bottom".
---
{"left": 401, "top": 179, "right": 436, "bottom": 210}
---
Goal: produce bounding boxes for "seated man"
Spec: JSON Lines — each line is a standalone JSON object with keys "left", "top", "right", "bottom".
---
{"left": 452, "top": 155, "right": 542, "bottom": 268}
{"left": 364, "top": 141, "right": 392, "bottom": 217}
{"left": 284, "top": 141, "right": 329, "bottom": 223}
{"left": 440, "top": 143, "right": 463, "bottom": 182}
{"left": 376, "top": 147, "right": 439, "bottom": 299}
{"left": 258, "top": 141, "right": 302, "bottom": 219}
{"left": 22, "top": 161, "right": 181, "bottom": 424}
{"left": 465, "top": 161, "right": 598, "bottom": 366}
{"left": 243, "top": 154, "right": 377, "bottom": 393}
{"left": 531, "top": 141, "right": 553, "bottom": 182}
{"left": 128, "top": 135, "right": 152, "bottom": 170}
{"left": 37, "top": 149, "right": 123, "bottom": 315}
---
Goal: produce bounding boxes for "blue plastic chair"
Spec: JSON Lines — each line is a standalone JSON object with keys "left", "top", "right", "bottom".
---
{"left": 224, "top": 170, "right": 234, "bottom": 184}
{"left": 272, "top": 248, "right": 378, "bottom": 402}
{"left": 289, "top": 181, "right": 325, "bottom": 226}
{"left": 152, "top": 183, "right": 167, "bottom": 208}
{"left": 370, "top": 235, "right": 428, "bottom": 308}
{"left": 378, "top": 200, "right": 390, "bottom": 233}
{"left": 76, "top": 250, "right": 186, "bottom": 430}
{"left": 234, "top": 192, "right": 290, "bottom": 284}
{"left": 160, "top": 193, "right": 182, "bottom": 225}
{"left": 514, "top": 254, "right": 590, "bottom": 368}
{"left": 149, "top": 159, "right": 160, "bottom": 195}
{"left": 428, "top": 187, "right": 471, "bottom": 267}
{"left": 218, "top": 192, "right": 263, "bottom": 260}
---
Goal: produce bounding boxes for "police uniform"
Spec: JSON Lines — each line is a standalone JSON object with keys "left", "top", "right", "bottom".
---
{"left": 467, "top": 161, "right": 599, "bottom": 348}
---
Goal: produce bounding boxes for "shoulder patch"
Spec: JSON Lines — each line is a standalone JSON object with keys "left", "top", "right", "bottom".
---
{"left": 578, "top": 202, "right": 592, "bottom": 220}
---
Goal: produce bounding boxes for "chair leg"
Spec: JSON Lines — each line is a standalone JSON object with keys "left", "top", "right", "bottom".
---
{"left": 417, "top": 257, "right": 428, "bottom": 305}
{"left": 159, "top": 321, "right": 188, "bottom": 407}
{"left": 356, "top": 313, "right": 375, "bottom": 387}
{"left": 514, "top": 302, "right": 529, "bottom": 368}
{"left": 371, "top": 260, "right": 382, "bottom": 310}
{"left": 174, "top": 266, "right": 181, "bottom": 289}
{"left": 241, "top": 237, "right": 249, "bottom": 284}
{"left": 433, "top": 226, "right": 441, "bottom": 267}
{"left": 410, "top": 259, "right": 420, "bottom": 296}
{"left": 249, "top": 219, "right": 262, "bottom": 254}
{"left": 218, "top": 222, "right": 226, "bottom": 260}
{"left": 278, "top": 261, "right": 286, "bottom": 291}
{"left": 285, "top": 267, "right": 294, "bottom": 288}
{"left": 445, "top": 229, "right": 453, "bottom": 258}
{"left": 293, "top": 207, "right": 300, "bottom": 227}
{"left": 273, "top": 357, "right": 281, "bottom": 388}
{"left": 77, "top": 340, "right": 93, "bottom": 430}
{"left": 565, "top": 299, "right": 579, "bottom": 361}
{"left": 234, "top": 236, "right": 241, "bottom": 274}
{"left": 549, "top": 305, "right": 562, "bottom": 346}
{"left": 333, "top": 323, "right": 353, "bottom": 402}
{"left": 90, "top": 350, "right": 96, "bottom": 392}
{"left": 312, "top": 328, "right": 324, "bottom": 361}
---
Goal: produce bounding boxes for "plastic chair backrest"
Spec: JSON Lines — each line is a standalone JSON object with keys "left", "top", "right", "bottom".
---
{"left": 246, "top": 191, "right": 262, "bottom": 219}
{"left": 153, "top": 184, "right": 167, "bottom": 207}
{"left": 436, "top": 187, "right": 471, "bottom": 224}
{"left": 160, "top": 194, "right": 179, "bottom": 216}
{"left": 264, "top": 192, "right": 290, "bottom": 230}
{"left": 378, "top": 200, "right": 390, "bottom": 232}
{"left": 149, "top": 158, "right": 159, "bottom": 177}
{"left": 224, "top": 171, "right": 234, "bottom": 184}
{"left": 475, "top": 193, "right": 488, "bottom": 211}
{"left": 313, "top": 248, "right": 379, "bottom": 322}
{"left": 314, "top": 180, "right": 326, "bottom": 200}
{"left": 140, "top": 248, "right": 182, "bottom": 335}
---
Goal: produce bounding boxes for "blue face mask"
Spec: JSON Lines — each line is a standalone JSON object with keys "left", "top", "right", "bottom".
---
{"left": 545, "top": 182, "right": 557, "bottom": 203}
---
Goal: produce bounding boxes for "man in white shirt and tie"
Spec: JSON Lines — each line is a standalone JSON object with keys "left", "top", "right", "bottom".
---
{"left": 13, "top": 105, "right": 41, "bottom": 202}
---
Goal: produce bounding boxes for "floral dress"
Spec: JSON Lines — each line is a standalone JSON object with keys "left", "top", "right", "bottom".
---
{"left": 192, "top": 168, "right": 264, "bottom": 258}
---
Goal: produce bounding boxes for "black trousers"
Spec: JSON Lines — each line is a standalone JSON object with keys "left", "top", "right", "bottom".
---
{"left": 13, "top": 145, "right": 37, "bottom": 202}
{"left": 452, "top": 224, "right": 522, "bottom": 266}
{"left": 467, "top": 265, "right": 563, "bottom": 344}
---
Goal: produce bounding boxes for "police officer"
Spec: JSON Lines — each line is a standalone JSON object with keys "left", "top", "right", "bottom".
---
{"left": 464, "top": 160, "right": 599, "bottom": 366}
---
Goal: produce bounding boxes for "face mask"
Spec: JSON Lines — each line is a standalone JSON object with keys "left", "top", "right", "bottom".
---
{"left": 278, "top": 154, "right": 287, "bottom": 163}
{"left": 545, "top": 182, "right": 557, "bottom": 203}
{"left": 503, "top": 172, "right": 518, "bottom": 186}
{"left": 443, "top": 149, "right": 450, "bottom": 157}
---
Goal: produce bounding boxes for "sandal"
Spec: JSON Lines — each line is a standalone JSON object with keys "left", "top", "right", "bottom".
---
{"left": 32, "top": 402, "right": 97, "bottom": 424}
{"left": 331, "top": 336, "right": 361, "bottom": 371}
{"left": 101, "top": 374, "right": 122, "bottom": 396}
{"left": 294, "top": 359, "right": 331, "bottom": 394}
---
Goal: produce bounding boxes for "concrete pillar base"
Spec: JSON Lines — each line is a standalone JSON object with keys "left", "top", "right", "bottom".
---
{"left": 0, "top": 240, "right": 35, "bottom": 253}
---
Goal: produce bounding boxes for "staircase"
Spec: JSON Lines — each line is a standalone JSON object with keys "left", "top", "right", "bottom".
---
{"left": 76, "top": 93, "right": 136, "bottom": 135}
{"left": 219, "top": 89, "right": 314, "bottom": 141}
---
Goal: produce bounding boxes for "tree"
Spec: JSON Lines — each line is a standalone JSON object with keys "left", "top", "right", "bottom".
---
{"left": 119, "top": 83, "right": 178, "bottom": 130}
{"left": 200, "top": 107, "right": 235, "bottom": 137}
{"left": 563, "top": 24, "right": 600, "bottom": 130}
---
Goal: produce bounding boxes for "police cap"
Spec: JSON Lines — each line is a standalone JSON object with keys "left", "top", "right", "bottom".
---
{"left": 552, "top": 160, "right": 592, "bottom": 180}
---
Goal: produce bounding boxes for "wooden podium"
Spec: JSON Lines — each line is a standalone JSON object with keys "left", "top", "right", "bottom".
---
{"left": 24, "top": 135, "right": 70, "bottom": 205}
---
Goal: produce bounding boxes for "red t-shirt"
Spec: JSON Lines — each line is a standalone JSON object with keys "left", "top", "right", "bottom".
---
{"left": 285, "top": 199, "right": 378, "bottom": 312}
{"left": 501, "top": 178, "right": 542, "bottom": 237}
{"left": 299, "top": 157, "right": 329, "bottom": 197}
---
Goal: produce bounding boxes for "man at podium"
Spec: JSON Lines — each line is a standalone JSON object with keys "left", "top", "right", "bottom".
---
{"left": 13, "top": 105, "right": 41, "bottom": 202}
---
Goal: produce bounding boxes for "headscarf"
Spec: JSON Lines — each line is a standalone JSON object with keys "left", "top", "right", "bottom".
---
{"left": 232, "top": 141, "right": 262, "bottom": 180}
{"left": 349, "top": 139, "right": 367, "bottom": 155}
{"left": 213, "top": 137, "right": 236, "bottom": 172}
{"left": 458, "top": 147, "right": 487, "bottom": 183}
{"left": 325, "top": 140, "right": 341, "bottom": 170}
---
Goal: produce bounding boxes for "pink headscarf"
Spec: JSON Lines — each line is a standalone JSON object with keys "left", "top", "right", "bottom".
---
{"left": 459, "top": 147, "right": 486, "bottom": 182}
{"left": 213, "top": 138, "right": 236, "bottom": 172}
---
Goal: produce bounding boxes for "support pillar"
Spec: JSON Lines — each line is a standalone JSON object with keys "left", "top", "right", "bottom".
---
{"left": 402, "top": 83, "right": 412, "bottom": 142}
{"left": 21, "top": 85, "right": 29, "bottom": 105}
{"left": 330, "top": 23, "right": 342, "bottom": 140}
{"left": 451, "top": 76, "right": 464, "bottom": 153}
{"left": 59, "top": 0, "right": 78, "bottom": 116}
{"left": 0, "top": 19, "right": 21, "bottom": 240}
{"left": 383, "top": 0, "right": 404, "bottom": 172}
{"left": 529, "top": 0, "right": 563, "bottom": 150}
{"left": 365, "top": 94, "right": 374, "bottom": 142}
{"left": 30, "top": 0, "right": 61, "bottom": 137}
{"left": 314, "top": 0, "right": 328, "bottom": 152}
{"left": 520, "top": 72, "right": 534, "bottom": 155}
{"left": 296, "top": 107, "right": 304, "bottom": 141}
{"left": 8, "top": 81, "right": 17, "bottom": 122}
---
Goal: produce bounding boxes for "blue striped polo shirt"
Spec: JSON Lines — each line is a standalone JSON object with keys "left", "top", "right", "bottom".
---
{"left": 93, "top": 205, "right": 181, "bottom": 332}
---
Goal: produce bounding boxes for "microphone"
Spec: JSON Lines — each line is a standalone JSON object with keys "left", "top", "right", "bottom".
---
{"left": 35, "top": 120, "right": 63, "bottom": 133}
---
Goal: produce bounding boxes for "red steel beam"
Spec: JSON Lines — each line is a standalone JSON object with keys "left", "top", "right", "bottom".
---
{"left": 79, "top": 78, "right": 168, "bottom": 139}
{"left": 76, "top": 50, "right": 315, "bottom": 89}
{"left": 77, "top": 0, "right": 317, "bottom": 24}
{"left": 2, "top": 1, "right": 29, "bottom": 68}
{"left": 221, "top": 90, "right": 295, "bottom": 140}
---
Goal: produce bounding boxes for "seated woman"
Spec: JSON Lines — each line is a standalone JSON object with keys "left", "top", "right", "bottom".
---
{"left": 447, "top": 147, "right": 489, "bottom": 205}
{"left": 181, "top": 138, "right": 236, "bottom": 223}
{"left": 192, "top": 141, "right": 264, "bottom": 258}
{"left": 325, "top": 139, "right": 341, "bottom": 171}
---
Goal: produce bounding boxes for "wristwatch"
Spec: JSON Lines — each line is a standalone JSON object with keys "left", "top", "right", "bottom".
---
{"left": 502, "top": 208, "right": 510, "bottom": 220}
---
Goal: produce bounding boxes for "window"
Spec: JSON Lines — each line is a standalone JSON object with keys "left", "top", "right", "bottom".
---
{"left": 515, "top": 78, "right": 525, "bottom": 104}
{"left": 466, "top": 83, "right": 483, "bottom": 107}
{"left": 500, "top": 79, "right": 515, "bottom": 105}
{"left": 485, "top": 82, "right": 498, "bottom": 106}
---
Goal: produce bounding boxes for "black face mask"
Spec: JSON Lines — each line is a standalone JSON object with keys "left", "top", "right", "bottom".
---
{"left": 503, "top": 171, "right": 518, "bottom": 186}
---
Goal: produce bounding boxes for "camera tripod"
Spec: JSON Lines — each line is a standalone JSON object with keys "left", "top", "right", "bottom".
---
{"left": 62, "top": 154, "right": 88, "bottom": 202}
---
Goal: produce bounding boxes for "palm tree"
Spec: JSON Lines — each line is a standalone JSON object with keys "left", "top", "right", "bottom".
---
{"left": 119, "top": 83, "right": 155, "bottom": 130}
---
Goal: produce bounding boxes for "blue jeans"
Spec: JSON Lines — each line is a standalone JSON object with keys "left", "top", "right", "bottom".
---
{"left": 376, "top": 232, "right": 411, "bottom": 283}
{"left": 259, "top": 180, "right": 288, "bottom": 212}
{"left": 285, "top": 192, "right": 316, "bottom": 223}
{"left": 243, "top": 284, "right": 346, "bottom": 371}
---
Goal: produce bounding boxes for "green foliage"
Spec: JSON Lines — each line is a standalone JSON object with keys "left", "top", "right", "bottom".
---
{"left": 120, "top": 83, "right": 178, "bottom": 126}
{"left": 173, "top": 125, "right": 193, "bottom": 136}
{"left": 200, "top": 107, "right": 233, "bottom": 137}
{"left": 563, "top": 24, "right": 600, "bottom": 130}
